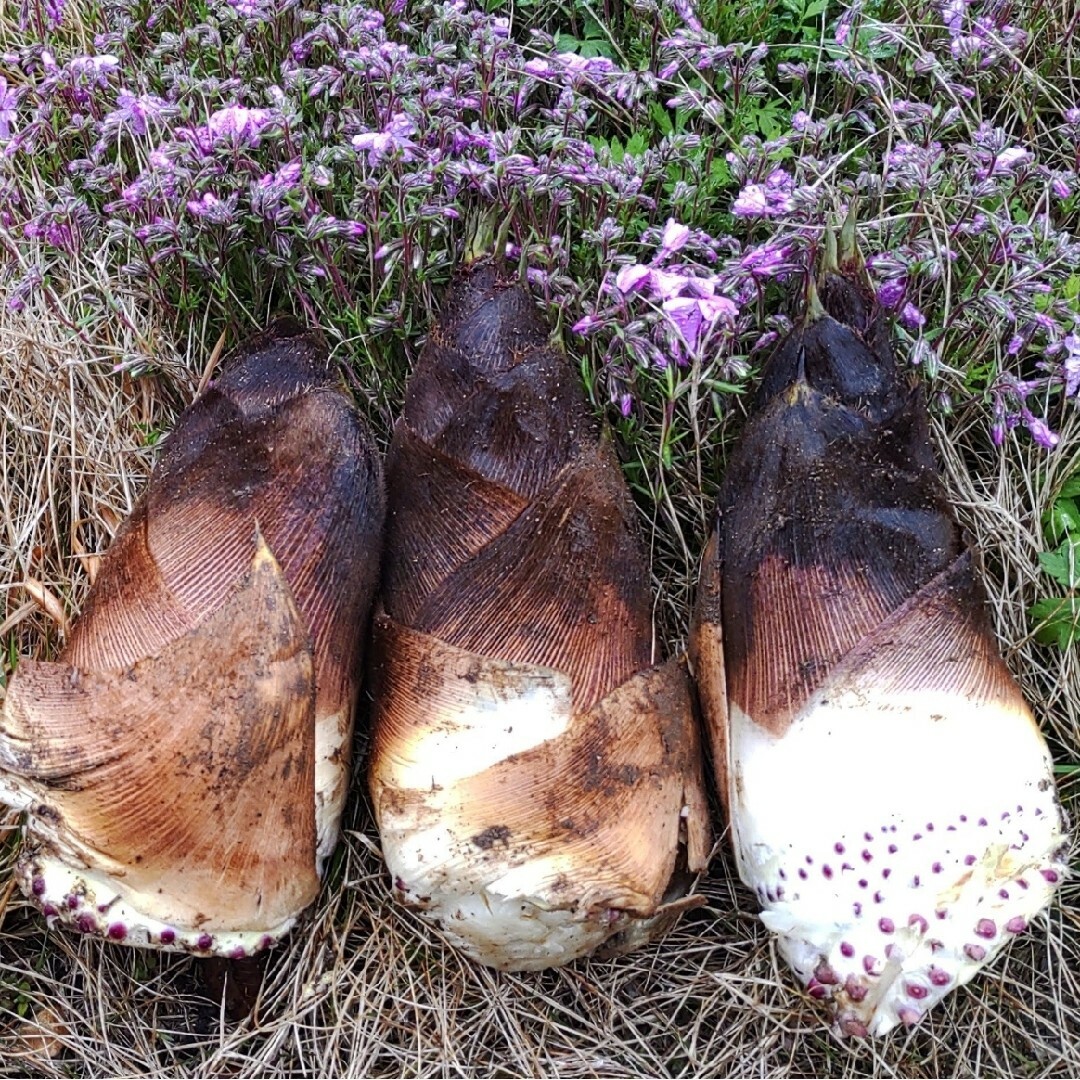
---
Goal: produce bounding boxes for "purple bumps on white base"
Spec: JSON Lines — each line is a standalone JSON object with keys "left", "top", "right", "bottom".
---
{"left": 16, "top": 854, "right": 292, "bottom": 958}
{"left": 732, "top": 689, "right": 1066, "bottom": 1037}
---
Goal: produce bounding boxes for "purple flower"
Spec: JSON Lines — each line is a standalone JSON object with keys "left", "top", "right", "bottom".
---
{"left": 791, "top": 110, "right": 825, "bottom": 138}
{"left": 614, "top": 263, "right": 652, "bottom": 294}
{"left": 0, "top": 77, "right": 18, "bottom": 141}
{"left": 228, "top": 0, "right": 274, "bottom": 19}
{"left": 186, "top": 192, "right": 236, "bottom": 224}
{"left": 251, "top": 160, "right": 303, "bottom": 221}
{"left": 572, "top": 313, "right": 602, "bottom": 335}
{"left": 1050, "top": 173, "right": 1073, "bottom": 200}
{"left": 662, "top": 295, "right": 738, "bottom": 353}
{"left": 900, "top": 302, "right": 926, "bottom": 331}
{"left": 740, "top": 242, "right": 795, "bottom": 280}
{"left": 560, "top": 53, "right": 618, "bottom": 76}
{"left": 351, "top": 114, "right": 418, "bottom": 164}
{"left": 1060, "top": 333, "right": 1080, "bottom": 397}
{"left": 211, "top": 106, "right": 274, "bottom": 143}
{"left": 732, "top": 170, "right": 795, "bottom": 218}
{"left": 69, "top": 54, "right": 120, "bottom": 85}
{"left": 648, "top": 268, "right": 694, "bottom": 301}
{"left": 523, "top": 58, "right": 552, "bottom": 77}
{"left": 656, "top": 219, "right": 690, "bottom": 262}
{"left": 102, "top": 90, "right": 169, "bottom": 139}
{"left": 1024, "top": 412, "right": 1059, "bottom": 449}
{"left": 990, "top": 147, "right": 1031, "bottom": 175}
{"left": 877, "top": 278, "right": 906, "bottom": 309}
{"left": 835, "top": 1, "right": 862, "bottom": 46}
{"left": 941, "top": 0, "right": 969, "bottom": 36}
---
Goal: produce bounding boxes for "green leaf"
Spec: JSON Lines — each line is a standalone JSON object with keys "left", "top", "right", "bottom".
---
{"left": 624, "top": 130, "right": 649, "bottom": 158}
{"left": 1046, "top": 498, "right": 1080, "bottom": 543}
{"left": 1038, "top": 539, "right": 1080, "bottom": 587}
{"left": 649, "top": 100, "right": 675, "bottom": 137}
{"left": 1030, "top": 595, "right": 1080, "bottom": 648}
{"left": 1059, "top": 474, "right": 1080, "bottom": 499}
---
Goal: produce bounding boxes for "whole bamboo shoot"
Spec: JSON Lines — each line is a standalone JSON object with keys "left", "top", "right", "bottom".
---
{"left": 368, "top": 235, "right": 711, "bottom": 970}
{"left": 691, "top": 230, "right": 1067, "bottom": 1036}
{"left": 0, "top": 323, "right": 385, "bottom": 958}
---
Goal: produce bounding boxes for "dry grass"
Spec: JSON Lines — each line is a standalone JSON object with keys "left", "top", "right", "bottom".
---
{"left": 1, "top": 251, "right": 1079, "bottom": 1079}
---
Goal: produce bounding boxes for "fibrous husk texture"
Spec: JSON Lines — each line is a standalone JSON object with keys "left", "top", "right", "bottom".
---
{"left": 692, "top": 257, "right": 1068, "bottom": 1037}
{"left": 368, "top": 257, "right": 711, "bottom": 970}
{"left": 0, "top": 322, "right": 384, "bottom": 956}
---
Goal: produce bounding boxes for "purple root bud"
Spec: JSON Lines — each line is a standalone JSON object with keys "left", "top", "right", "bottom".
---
{"left": 806, "top": 978, "right": 828, "bottom": 999}
{"left": 31, "top": 877, "right": 46, "bottom": 897}
{"left": 838, "top": 1014, "right": 869, "bottom": 1037}
{"left": 878, "top": 917, "right": 895, "bottom": 933}
{"left": 964, "top": 943, "right": 987, "bottom": 962}
{"left": 107, "top": 923, "right": 126, "bottom": 941}
{"left": 975, "top": 918, "right": 997, "bottom": 939}
{"left": 844, "top": 976, "right": 868, "bottom": 1003}
{"left": 929, "top": 967, "right": 951, "bottom": 987}
{"left": 897, "top": 1006, "right": 922, "bottom": 1028}
{"left": 197, "top": 933, "right": 213, "bottom": 951}
{"left": 905, "top": 982, "right": 928, "bottom": 1000}
{"left": 1005, "top": 916, "right": 1027, "bottom": 933}
{"left": 75, "top": 914, "right": 96, "bottom": 934}
{"left": 160, "top": 928, "right": 176, "bottom": 944}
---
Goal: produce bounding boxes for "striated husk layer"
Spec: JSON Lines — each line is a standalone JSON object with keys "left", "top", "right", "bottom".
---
{"left": 369, "top": 255, "right": 711, "bottom": 971}
{"left": 691, "top": 249, "right": 1068, "bottom": 1036}
{"left": 0, "top": 324, "right": 385, "bottom": 957}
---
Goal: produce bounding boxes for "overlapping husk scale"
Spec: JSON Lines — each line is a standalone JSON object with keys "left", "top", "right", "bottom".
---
{"left": 0, "top": 323, "right": 385, "bottom": 959}
{"left": 691, "top": 236, "right": 1068, "bottom": 1036}
{"left": 369, "top": 252, "right": 711, "bottom": 971}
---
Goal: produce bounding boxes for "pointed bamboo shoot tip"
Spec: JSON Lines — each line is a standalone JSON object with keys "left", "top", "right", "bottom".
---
{"left": 804, "top": 273, "right": 826, "bottom": 323}
{"left": 464, "top": 205, "right": 516, "bottom": 268}
{"left": 820, "top": 222, "right": 839, "bottom": 279}
{"left": 839, "top": 203, "right": 865, "bottom": 272}
{"left": 463, "top": 211, "right": 498, "bottom": 266}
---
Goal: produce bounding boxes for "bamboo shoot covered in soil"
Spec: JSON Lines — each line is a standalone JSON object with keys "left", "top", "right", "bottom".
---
{"left": 691, "top": 231, "right": 1067, "bottom": 1037}
{"left": 368, "top": 237, "right": 711, "bottom": 971}
{"left": 0, "top": 323, "right": 385, "bottom": 958}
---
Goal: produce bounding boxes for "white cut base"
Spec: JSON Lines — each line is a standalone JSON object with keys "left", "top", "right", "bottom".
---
{"left": 392, "top": 875, "right": 633, "bottom": 971}
{"left": 730, "top": 687, "right": 1066, "bottom": 1036}
{"left": 16, "top": 852, "right": 296, "bottom": 957}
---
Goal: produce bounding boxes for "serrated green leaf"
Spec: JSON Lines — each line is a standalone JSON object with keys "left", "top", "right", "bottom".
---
{"left": 1030, "top": 595, "right": 1080, "bottom": 648}
{"left": 1059, "top": 474, "right": 1080, "bottom": 499}
{"left": 1046, "top": 498, "right": 1080, "bottom": 543}
{"left": 1038, "top": 545, "right": 1080, "bottom": 587}
{"left": 649, "top": 100, "right": 674, "bottom": 137}
{"left": 625, "top": 131, "right": 648, "bottom": 158}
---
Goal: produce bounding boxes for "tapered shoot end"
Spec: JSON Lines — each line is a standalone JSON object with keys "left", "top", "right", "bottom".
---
{"left": 463, "top": 207, "right": 515, "bottom": 268}
{"left": 838, "top": 203, "right": 867, "bottom": 277}
{"left": 819, "top": 222, "right": 839, "bottom": 280}
{"left": 804, "top": 272, "right": 827, "bottom": 323}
